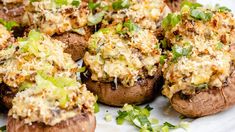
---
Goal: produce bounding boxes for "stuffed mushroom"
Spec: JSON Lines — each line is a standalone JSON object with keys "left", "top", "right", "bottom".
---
{"left": 82, "top": 22, "right": 163, "bottom": 106}
{"left": 0, "top": 30, "right": 97, "bottom": 131}
{"left": 0, "top": 30, "right": 79, "bottom": 108}
{"left": 7, "top": 73, "right": 96, "bottom": 132}
{"left": 161, "top": 2, "right": 235, "bottom": 117}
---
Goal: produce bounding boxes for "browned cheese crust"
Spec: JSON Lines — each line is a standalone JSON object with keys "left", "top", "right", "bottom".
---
{"left": 171, "top": 71, "right": 235, "bottom": 118}
{"left": 82, "top": 68, "right": 163, "bottom": 107}
{"left": 164, "top": 0, "right": 196, "bottom": 12}
{"left": 0, "top": 3, "right": 24, "bottom": 23}
{"left": 7, "top": 112, "right": 96, "bottom": 132}
{"left": 53, "top": 29, "right": 92, "bottom": 61}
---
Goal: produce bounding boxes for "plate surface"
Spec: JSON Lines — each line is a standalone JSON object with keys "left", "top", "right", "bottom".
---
{"left": 1, "top": 0, "right": 235, "bottom": 132}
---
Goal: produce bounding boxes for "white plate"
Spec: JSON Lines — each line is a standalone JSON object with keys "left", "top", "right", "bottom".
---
{"left": 1, "top": 0, "right": 235, "bottom": 132}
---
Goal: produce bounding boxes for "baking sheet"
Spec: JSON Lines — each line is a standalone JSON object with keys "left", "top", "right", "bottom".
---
{"left": 1, "top": 0, "right": 235, "bottom": 132}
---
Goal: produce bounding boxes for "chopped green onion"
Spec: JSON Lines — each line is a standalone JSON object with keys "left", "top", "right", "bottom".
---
{"left": 112, "top": 0, "right": 130, "bottom": 10}
{"left": 29, "top": 0, "right": 41, "bottom": 2}
{"left": 94, "top": 102, "right": 100, "bottom": 113}
{"left": 172, "top": 45, "right": 192, "bottom": 61}
{"left": 71, "top": 0, "right": 80, "bottom": 7}
{"left": 138, "top": 115, "right": 152, "bottom": 129}
{"left": 161, "top": 125, "right": 169, "bottom": 132}
{"left": 180, "top": 1, "right": 202, "bottom": 9}
{"left": 162, "top": 14, "right": 181, "bottom": 30}
{"left": 196, "top": 83, "right": 208, "bottom": 90}
{"left": 116, "top": 104, "right": 153, "bottom": 130}
{"left": 19, "top": 82, "right": 33, "bottom": 91}
{"left": 116, "top": 110, "right": 128, "bottom": 125}
{"left": 216, "top": 42, "right": 223, "bottom": 50}
{"left": 116, "top": 104, "right": 189, "bottom": 131}
{"left": 144, "top": 104, "right": 153, "bottom": 111}
{"left": 0, "top": 19, "right": 19, "bottom": 31}
{"left": 160, "top": 55, "right": 166, "bottom": 65}
{"left": 190, "top": 9, "right": 212, "bottom": 21}
{"left": 123, "top": 20, "right": 138, "bottom": 32}
{"left": 218, "top": 6, "right": 231, "bottom": 12}
{"left": 88, "top": 11, "right": 105, "bottom": 26}
{"left": 94, "top": 103, "right": 100, "bottom": 113}
{"left": 179, "top": 115, "right": 186, "bottom": 120}
{"left": 116, "top": 23, "right": 123, "bottom": 33}
{"left": 215, "top": 4, "right": 231, "bottom": 12}
{"left": 150, "top": 118, "right": 159, "bottom": 124}
{"left": 160, "top": 38, "right": 168, "bottom": 49}
{"left": 163, "top": 122, "right": 177, "bottom": 129}
{"left": 88, "top": 0, "right": 100, "bottom": 11}
{"left": 55, "top": 0, "right": 68, "bottom": 6}
{"left": 179, "top": 121, "right": 190, "bottom": 130}
{"left": 104, "top": 113, "right": 112, "bottom": 122}
{"left": 155, "top": 43, "right": 160, "bottom": 49}
{"left": 78, "top": 66, "right": 86, "bottom": 72}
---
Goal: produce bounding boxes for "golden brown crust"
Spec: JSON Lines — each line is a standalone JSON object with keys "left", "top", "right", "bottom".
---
{"left": 164, "top": 0, "right": 196, "bottom": 12}
{"left": 52, "top": 30, "right": 92, "bottom": 61}
{"left": 82, "top": 68, "right": 163, "bottom": 106}
{"left": 171, "top": 71, "right": 235, "bottom": 118}
{"left": 0, "top": 3, "right": 24, "bottom": 23}
{"left": 7, "top": 112, "right": 96, "bottom": 132}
